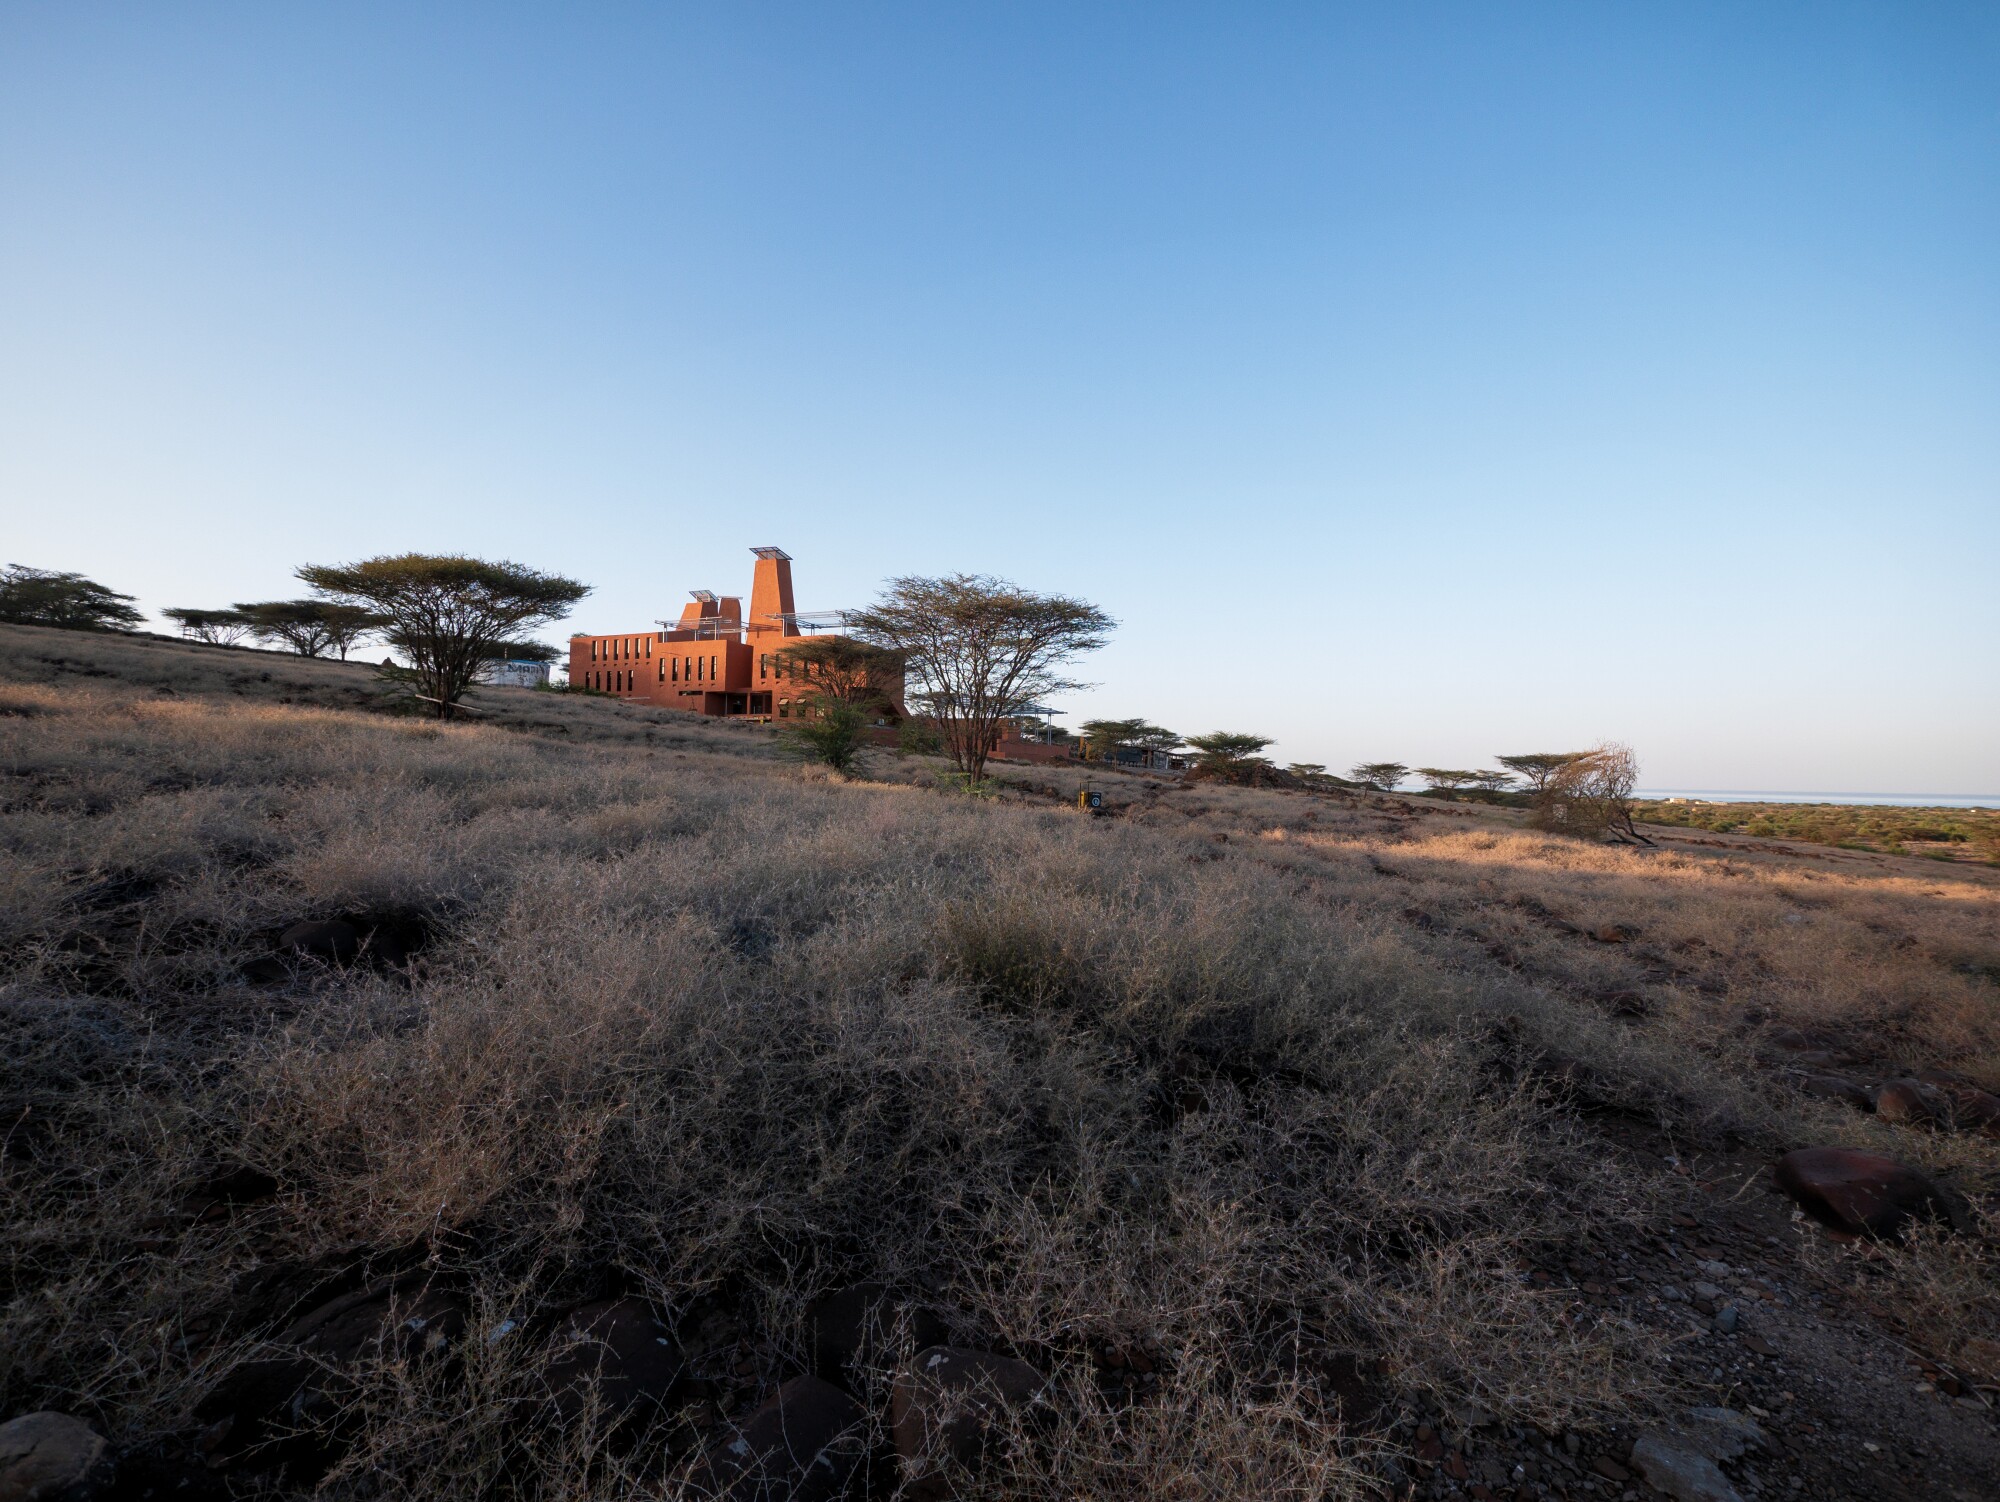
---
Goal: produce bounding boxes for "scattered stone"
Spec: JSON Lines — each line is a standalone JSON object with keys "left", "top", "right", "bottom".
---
{"left": 278, "top": 920, "right": 361, "bottom": 965}
{"left": 890, "top": 1346, "right": 1047, "bottom": 1501}
{"left": 190, "top": 1163, "right": 280, "bottom": 1205}
{"left": 0, "top": 1412, "right": 111, "bottom": 1502}
{"left": 1590, "top": 1453, "right": 1630, "bottom": 1482}
{"left": 806, "top": 1282, "right": 949, "bottom": 1384}
{"left": 539, "top": 1298, "right": 685, "bottom": 1424}
{"left": 1713, "top": 1305, "right": 1739, "bottom": 1334}
{"left": 193, "top": 1278, "right": 465, "bottom": 1468}
{"left": 1684, "top": 1407, "right": 1764, "bottom": 1460}
{"left": 1873, "top": 1079, "right": 1942, "bottom": 1127}
{"left": 687, "top": 1375, "right": 866, "bottom": 1502}
{"left": 1796, "top": 1075, "right": 1872, "bottom": 1111}
{"left": 1772, "top": 1148, "right": 1953, "bottom": 1238}
{"left": 1742, "top": 1334, "right": 1778, "bottom": 1357}
{"left": 1915, "top": 1071, "right": 2000, "bottom": 1136}
{"left": 1631, "top": 1432, "right": 1741, "bottom": 1502}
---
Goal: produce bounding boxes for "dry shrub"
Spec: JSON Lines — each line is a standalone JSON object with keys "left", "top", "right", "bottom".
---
{"left": 4, "top": 631, "right": 1996, "bottom": 1497}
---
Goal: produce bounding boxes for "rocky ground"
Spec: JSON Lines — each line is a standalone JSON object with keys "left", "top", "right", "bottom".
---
{"left": 4, "top": 628, "right": 1997, "bottom": 1502}
{"left": 1369, "top": 1124, "right": 2000, "bottom": 1502}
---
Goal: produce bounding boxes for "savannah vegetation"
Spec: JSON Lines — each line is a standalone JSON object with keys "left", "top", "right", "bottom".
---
{"left": 0, "top": 565, "right": 145, "bottom": 632}
{"left": 1634, "top": 799, "right": 2000, "bottom": 866}
{"left": 847, "top": 574, "right": 1112, "bottom": 783}
{"left": 2, "top": 623, "right": 1997, "bottom": 1499}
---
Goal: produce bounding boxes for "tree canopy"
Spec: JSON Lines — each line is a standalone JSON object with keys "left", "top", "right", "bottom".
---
{"left": 163, "top": 607, "right": 253, "bottom": 646}
{"left": 1349, "top": 761, "right": 1409, "bottom": 791}
{"left": 1415, "top": 767, "right": 1479, "bottom": 792}
{"left": 1187, "top": 731, "right": 1272, "bottom": 768}
{"left": 0, "top": 566, "right": 143, "bottom": 632}
{"left": 1495, "top": 752, "right": 1589, "bottom": 795}
{"left": 1535, "top": 742, "right": 1650, "bottom": 843}
{"left": 772, "top": 635, "right": 906, "bottom": 714}
{"left": 232, "top": 600, "right": 387, "bottom": 660}
{"left": 1078, "top": 718, "right": 1181, "bottom": 759}
{"left": 846, "top": 574, "right": 1111, "bottom": 782}
{"left": 298, "top": 555, "right": 588, "bottom": 717}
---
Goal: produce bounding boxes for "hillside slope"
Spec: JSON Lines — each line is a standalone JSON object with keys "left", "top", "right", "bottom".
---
{"left": 2, "top": 624, "right": 1996, "bottom": 1501}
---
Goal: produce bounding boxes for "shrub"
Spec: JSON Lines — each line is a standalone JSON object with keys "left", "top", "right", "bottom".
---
{"left": 784, "top": 697, "right": 870, "bottom": 771}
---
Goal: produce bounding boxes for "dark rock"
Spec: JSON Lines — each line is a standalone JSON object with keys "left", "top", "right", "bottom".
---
{"left": 805, "top": 1283, "right": 949, "bottom": 1384}
{"left": 0, "top": 1412, "right": 112, "bottom": 1502}
{"left": 1773, "top": 1147, "right": 1953, "bottom": 1238}
{"left": 1683, "top": 1407, "right": 1763, "bottom": 1460}
{"left": 890, "top": 1346, "right": 1047, "bottom": 1501}
{"left": 539, "top": 1298, "right": 686, "bottom": 1425}
{"left": 1872, "top": 1079, "right": 1943, "bottom": 1127}
{"left": 687, "top": 1375, "right": 866, "bottom": 1502}
{"left": 1914, "top": 1070, "right": 2000, "bottom": 1135}
{"left": 193, "top": 1277, "right": 464, "bottom": 1470}
{"left": 278, "top": 920, "right": 360, "bottom": 965}
{"left": 1630, "top": 1432, "right": 1741, "bottom": 1502}
{"left": 191, "top": 1164, "right": 279, "bottom": 1205}
{"left": 1796, "top": 1075, "right": 1872, "bottom": 1111}
{"left": 1590, "top": 1453, "right": 1631, "bottom": 1482}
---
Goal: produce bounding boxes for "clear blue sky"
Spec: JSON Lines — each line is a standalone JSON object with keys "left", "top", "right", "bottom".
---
{"left": 3, "top": 4, "right": 1995, "bottom": 792}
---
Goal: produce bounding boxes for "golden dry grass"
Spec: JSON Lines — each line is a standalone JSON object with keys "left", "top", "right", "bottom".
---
{"left": 3, "top": 622, "right": 1996, "bottom": 1497}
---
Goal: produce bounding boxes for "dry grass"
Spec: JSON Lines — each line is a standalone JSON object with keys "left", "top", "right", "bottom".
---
{"left": 3, "top": 623, "right": 1997, "bottom": 1497}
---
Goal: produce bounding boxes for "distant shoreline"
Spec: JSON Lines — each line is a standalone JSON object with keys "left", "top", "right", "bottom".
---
{"left": 1637, "top": 789, "right": 1998, "bottom": 810}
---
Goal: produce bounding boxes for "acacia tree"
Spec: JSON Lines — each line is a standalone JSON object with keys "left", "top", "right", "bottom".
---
{"left": 237, "top": 600, "right": 389, "bottom": 659}
{"left": 1534, "top": 742, "right": 1650, "bottom": 843}
{"left": 1470, "top": 769, "right": 1519, "bottom": 792}
{"left": 1078, "top": 718, "right": 1181, "bottom": 761}
{"left": 1496, "top": 752, "right": 1589, "bottom": 796}
{"left": 1349, "top": 761, "right": 1409, "bottom": 792}
{"left": 846, "top": 574, "right": 1112, "bottom": 783}
{"left": 1415, "top": 767, "right": 1479, "bottom": 793}
{"left": 164, "top": 607, "right": 253, "bottom": 646}
{"left": 297, "top": 555, "right": 589, "bottom": 718}
{"left": 1186, "top": 732, "right": 1273, "bottom": 776}
{"left": 772, "top": 636, "right": 906, "bottom": 714}
{"left": 0, "top": 566, "right": 143, "bottom": 631}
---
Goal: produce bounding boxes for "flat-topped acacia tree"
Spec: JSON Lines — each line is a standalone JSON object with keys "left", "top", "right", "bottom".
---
{"left": 232, "top": 600, "right": 388, "bottom": 659}
{"left": 298, "top": 555, "right": 588, "bottom": 718}
{"left": 163, "top": 607, "right": 253, "bottom": 646}
{"left": 1186, "top": 732, "right": 1273, "bottom": 778}
{"left": 1349, "top": 761, "right": 1409, "bottom": 792}
{"left": 0, "top": 566, "right": 144, "bottom": 632}
{"left": 1496, "top": 752, "right": 1589, "bottom": 796}
{"left": 847, "top": 574, "right": 1112, "bottom": 783}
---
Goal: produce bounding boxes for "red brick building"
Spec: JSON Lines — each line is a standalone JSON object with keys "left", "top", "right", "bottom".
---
{"left": 567, "top": 547, "right": 902, "bottom": 722}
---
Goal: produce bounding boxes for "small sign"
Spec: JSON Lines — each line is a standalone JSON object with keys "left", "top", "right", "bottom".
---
{"left": 1080, "top": 789, "right": 1104, "bottom": 811}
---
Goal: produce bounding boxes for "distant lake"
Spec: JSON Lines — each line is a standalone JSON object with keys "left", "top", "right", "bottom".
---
{"left": 1638, "top": 789, "right": 1999, "bottom": 809}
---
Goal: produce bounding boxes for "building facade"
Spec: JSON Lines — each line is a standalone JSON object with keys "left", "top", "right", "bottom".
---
{"left": 567, "top": 547, "right": 902, "bottom": 721}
